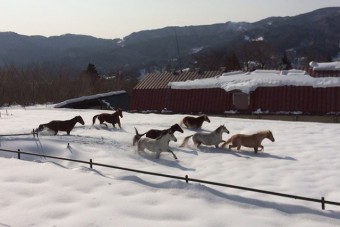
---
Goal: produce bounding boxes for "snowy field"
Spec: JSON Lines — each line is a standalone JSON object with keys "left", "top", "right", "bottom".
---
{"left": 1, "top": 105, "right": 340, "bottom": 226}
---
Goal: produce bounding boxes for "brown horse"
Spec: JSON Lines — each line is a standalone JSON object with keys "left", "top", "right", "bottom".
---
{"left": 38, "top": 115, "right": 85, "bottom": 135}
{"left": 133, "top": 123, "right": 184, "bottom": 145}
{"left": 221, "top": 130, "right": 275, "bottom": 153}
{"left": 92, "top": 108, "right": 123, "bottom": 128}
{"left": 180, "top": 114, "right": 210, "bottom": 129}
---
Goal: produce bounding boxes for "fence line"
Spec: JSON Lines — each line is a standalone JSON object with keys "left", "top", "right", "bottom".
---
{"left": 0, "top": 129, "right": 38, "bottom": 138}
{"left": 0, "top": 147, "right": 339, "bottom": 210}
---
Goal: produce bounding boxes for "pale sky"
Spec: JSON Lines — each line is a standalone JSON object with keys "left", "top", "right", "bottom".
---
{"left": 0, "top": 0, "right": 339, "bottom": 39}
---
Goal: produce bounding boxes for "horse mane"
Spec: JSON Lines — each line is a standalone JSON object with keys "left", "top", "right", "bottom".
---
{"left": 170, "top": 123, "right": 183, "bottom": 133}
{"left": 257, "top": 130, "right": 271, "bottom": 136}
{"left": 156, "top": 129, "right": 171, "bottom": 140}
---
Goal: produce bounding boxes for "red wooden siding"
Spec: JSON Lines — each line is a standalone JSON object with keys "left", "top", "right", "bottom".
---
{"left": 250, "top": 87, "right": 340, "bottom": 114}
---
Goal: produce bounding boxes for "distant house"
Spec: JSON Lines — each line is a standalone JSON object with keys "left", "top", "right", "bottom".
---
{"left": 130, "top": 67, "right": 340, "bottom": 115}
{"left": 55, "top": 90, "right": 130, "bottom": 110}
{"left": 307, "top": 61, "right": 340, "bottom": 77}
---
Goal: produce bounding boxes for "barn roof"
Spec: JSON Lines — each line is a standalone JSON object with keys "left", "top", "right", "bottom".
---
{"left": 54, "top": 90, "right": 127, "bottom": 108}
{"left": 169, "top": 69, "right": 340, "bottom": 94}
{"left": 134, "top": 70, "right": 222, "bottom": 89}
{"left": 309, "top": 61, "right": 340, "bottom": 71}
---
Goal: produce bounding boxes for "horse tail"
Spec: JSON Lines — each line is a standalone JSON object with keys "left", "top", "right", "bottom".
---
{"left": 92, "top": 115, "right": 99, "bottom": 125}
{"left": 179, "top": 135, "right": 193, "bottom": 147}
{"left": 133, "top": 127, "right": 146, "bottom": 146}
{"left": 220, "top": 137, "right": 232, "bottom": 148}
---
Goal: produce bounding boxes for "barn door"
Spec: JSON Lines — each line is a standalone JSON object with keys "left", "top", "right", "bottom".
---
{"left": 233, "top": 92, "right": 249, "bottom": 110}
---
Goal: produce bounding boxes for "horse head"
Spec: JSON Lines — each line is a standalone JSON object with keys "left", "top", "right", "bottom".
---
{"left": 216, "top": 125, "right": 229, "bottom": 134}
{"left": 266, "top": 130, "right": 275, "bottom": 142}
{"left": 158, "top": 129, "right": 177, "bottom": 142}
{"left": 76, "top": 116, "right": 85, "bottom": 125}
{"left": 203, "top": 114, "right": 211, "bottom": 123}
{"left": 169, "top": 132, "right": 177, "bottom": 142}
{"left": 116, "top": 108, "right": 123, "bottom": 118}
{"left": 170, "top": 123, "right": 184, "bottom": 133}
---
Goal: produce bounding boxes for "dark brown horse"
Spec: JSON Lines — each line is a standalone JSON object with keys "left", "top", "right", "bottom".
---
{"left": 92, "top": 108, "right": 123, "bottom": 128}
{"left": 38, "top": 115, "right": 85, "bottom": 135}
{"left": 133, "top": 123, "right": 184, "bottom": 145}
{"left": 180, "top": 114, "right": 210, "bottom": 129}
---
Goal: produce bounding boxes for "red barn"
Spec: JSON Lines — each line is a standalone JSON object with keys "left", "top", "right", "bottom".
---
{"left": 130, "top": 62, "right": 340, "bottom": 115}
{"left": 129, "top": 70, "right": 223, "bottom": 113}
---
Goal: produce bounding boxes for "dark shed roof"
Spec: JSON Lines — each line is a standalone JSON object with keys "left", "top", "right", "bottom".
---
{"left": 134, "top": 70, "right": 223, "bottom": 89}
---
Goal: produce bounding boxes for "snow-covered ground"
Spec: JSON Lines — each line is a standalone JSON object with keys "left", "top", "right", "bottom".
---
{"left": 1, "top": 105, "right": 340, "bottom": 226}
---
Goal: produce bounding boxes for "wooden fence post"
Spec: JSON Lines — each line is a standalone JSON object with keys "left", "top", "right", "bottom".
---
{"left": 322, "top": 197, "right": 325, "bottom": 210}
{"left": 185, "top": 175, "right": 188, "bottom": 183}
{"left": 90, "top": 159, "right": 93, "bottom": 169}
{"left": 18, "top": 149, "right": 21, "bottom": 159}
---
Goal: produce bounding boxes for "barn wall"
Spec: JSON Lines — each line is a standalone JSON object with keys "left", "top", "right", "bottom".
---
{"left": 129, "top": 89, "right": 167, "bottom": 111}
{"left": 250, "top": 87, "right": 340, "bottom": 114}
{"left": 167, "top": 88, "right": 232, "bottom": 114}
{"left": 130, "top": 88, "right": 233, "bottom": 114}
{"left": 130, "top": 87, "right": 340, "bottom": 114}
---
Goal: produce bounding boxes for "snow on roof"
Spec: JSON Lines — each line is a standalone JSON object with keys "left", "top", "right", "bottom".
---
{"left": 309, "top": 61, "right": 340, "bottom": 71}
{"left": 168, "top": 70, "right": 340, "bottom": 94}
{"left": 54, "top": 90, "right": 126, "bottom": 108}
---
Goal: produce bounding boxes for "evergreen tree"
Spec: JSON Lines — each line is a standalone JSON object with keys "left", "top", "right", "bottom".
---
{"left": 281, "top": 53, "right": 292, "bottom": 70}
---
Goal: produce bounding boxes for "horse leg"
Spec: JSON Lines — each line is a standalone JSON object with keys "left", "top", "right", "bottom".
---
{"left": 54, "top": 130, "right": 58, "bottom": 135}
{"left": 228, "top": 144, "right": 237, "bottom": 150}
{"left": 99, "top": 119, "right": 108, "bottom": 127}
{"left": 259, "top": 145, "right": 264, "bottom": 151}
{"left": 254, "top": 147, "right": 258, "bottom": 153}
{"left": 156, "top": 151, "right": 161, "bottom": 159}
{"left": 168, "top": 149, "right": 177, "bottom": 159}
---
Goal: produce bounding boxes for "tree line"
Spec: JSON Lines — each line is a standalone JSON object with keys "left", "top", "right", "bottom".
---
{"left": 0, "top": 63, "right": 138, "bottom": 106}
{"left": 188, "top": 40, "right": 332, "bottom": 72}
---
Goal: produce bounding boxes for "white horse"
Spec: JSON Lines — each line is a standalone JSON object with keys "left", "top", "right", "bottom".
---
{"left": 137, "top": 129, "right": 178, "bottom": 159}
{"left": 179, "top": 125, "right": 229, "bottom": 148}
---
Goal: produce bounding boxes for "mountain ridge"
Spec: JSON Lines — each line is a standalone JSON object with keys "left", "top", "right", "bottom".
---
{"left": 0, "top": 7, "right": 339, "bottom": 74}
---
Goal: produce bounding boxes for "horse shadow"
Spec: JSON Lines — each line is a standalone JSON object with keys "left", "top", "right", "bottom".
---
{"left": 175, "top": 147, "right": 199, "bottom": 156}
{"left": 196, "top": 146, "right": 246, "bottom": 158}
{"left": 223, "top": 148, "right": 296, "bottom": 161}
{"left": 92, "top": 125, "right": 126, "bottom": 132}
{"left": 136, "top": 150, "right": 195, "bottom": 171}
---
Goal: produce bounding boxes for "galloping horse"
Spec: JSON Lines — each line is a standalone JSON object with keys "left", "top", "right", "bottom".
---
{"left": 179, "top": 125, "right": 229, "bottom": 148}
{"left": 92, "top": 108, "right": 123, "bottom": 128}
{"left": 38, "top": 115, "right": 85, "bottom": 135}
{"left": 180, "top": 114, "right": 210, "bottom": 129}
{"left": 132, "top": 123, "right": 183, "bottom": 145}
{"left": 137, "top": 129, "right": 178, "bottom": 159}
{"left": 221, "top": 130, "right": 275, "bottom": 153}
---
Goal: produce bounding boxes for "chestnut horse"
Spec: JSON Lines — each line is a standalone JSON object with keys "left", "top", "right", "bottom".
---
{"left": 180, "top": 114, "right": 210, "bottom": 129}
{"left": 92, "top": 108, "right": 123, "bottom": 128}
{"left": 132, "top": 123, "right": 183, "bottom": 145}
{"left": 179, "top": 125, "right": 229, "bottom": 148}
{"left": 221, "top": 130, "right": 275, "bottom": 153}
{"left": 38, "top": 115, "right": 85, "bottom": 135}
